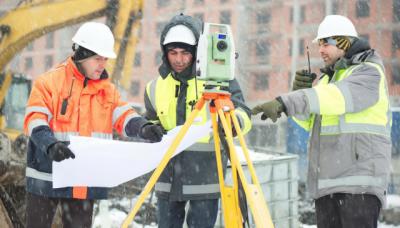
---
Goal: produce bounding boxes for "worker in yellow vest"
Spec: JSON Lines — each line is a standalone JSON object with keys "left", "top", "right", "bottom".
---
{"left": 252, "top": 15, "right": 391, "bottom": 228}
{"left": 143, "top": 14, "right": 252, "bottom": 228}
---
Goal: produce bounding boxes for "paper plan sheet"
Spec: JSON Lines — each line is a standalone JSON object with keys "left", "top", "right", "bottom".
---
{"left": 52, "top": 121, "right": 211, "bottom": 188}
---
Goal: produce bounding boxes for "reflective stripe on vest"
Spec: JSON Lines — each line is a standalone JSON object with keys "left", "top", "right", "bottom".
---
{"left": 25, "top": 106, "right": 53, "bottom": 122}
{"left": 307, "top": 63, "right": 390, "bottom": 136}
{"left": 26, "top": 167, "right": 52, "bottom": 182}
{"left": 235, "top": 107, "right": 252, "bottom": 135}
{"left": 183, "top": 184, "right": 220, "bottom": 194}
{"left": 318, "top": 175, "right": 386, "bottom": 189}
{"left": 320, "top": 115, "right": 391, "bottom": 136}
{"left": 147, "top": 80, "right": 157, "bottom": 113}
{"left": 113, "top": 104, "right": 133, "bottom": 125}
{"left": 155, "top": 182, "right": 220, "bottom": 194}
{"left": 147, "top": 74, "right": 210, "bottom": 143}
{"left": 54, "top": 132, "right": 113, "bottom": 141}
{"left": 54, "top": 132, "right": 79, "bottom": 141}
{"left": 155, "top": 182, "right": 171, "bottom": 192}
{"left": 186, "top": 142, "right": 215, "bottom": 151}
{"left": 27, "top": 166, "right": 88, "bottom": 199}
{"left": 91, "top": 132, "right": 113, "bottom": 140}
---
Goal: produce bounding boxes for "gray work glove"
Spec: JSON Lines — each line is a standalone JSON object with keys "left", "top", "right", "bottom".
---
{"left": 292, "top": 69, "right": 317, "bottom": 91}
{"left": 47, "top": 142, "right": 75, "bottom": 162}
{"left": 251, "top": 98, "right": 286, "bottom": 122}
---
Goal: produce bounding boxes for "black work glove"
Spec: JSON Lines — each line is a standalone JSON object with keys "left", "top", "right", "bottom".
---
{"left": 139, "top": 123, "right": 166, "bottom": 142}
{"left": 292, "top": 69, "right": 317, "bottom": 91}
{"left": 251, "top": 98, "right": 285, "bottom": 122}
{"left": 47, "top": 142, "right": 75, "bottom": 162}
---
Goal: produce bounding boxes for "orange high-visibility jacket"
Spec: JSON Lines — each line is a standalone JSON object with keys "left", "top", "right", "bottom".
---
{"left": 24, "top": 57, "right": 140, "bottom": 199}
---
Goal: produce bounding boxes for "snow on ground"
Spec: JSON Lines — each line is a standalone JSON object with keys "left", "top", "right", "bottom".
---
{"left": 92, "top": 197, "right": 158, "bottom": 228}
{"left": 92, "top": 195, "right": 400, "bottom": 228}
{"left": 92, "top": 205, "right": 158, "bottom": 228}
{"left": 90, "top": 148, "right": 400, "bottom": 228}
{"left": 301, "top": 195, "right": 400, "bottom": 228}
{"left": 302, "top": 224, "right": 400, "bottom": 228}
{"left": 387, "top": 194, "right": 400, "bottom": 208}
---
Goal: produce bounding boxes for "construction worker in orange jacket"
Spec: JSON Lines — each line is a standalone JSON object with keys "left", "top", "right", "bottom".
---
{"left": 23, "top": 22, "right": 165, "bottom": 228}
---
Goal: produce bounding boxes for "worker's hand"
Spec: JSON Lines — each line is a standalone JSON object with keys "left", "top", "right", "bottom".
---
{"left": 139, "top": 123, "right": 166, "bottom": 142}
{"left": 292, "top": 69, "right": 317, "bottom": 91}
{"left": 251, "top": 99, "right": 285, "bottom": 122}
{"left": 47, "top": 142, "right": 75, "bottom": 162}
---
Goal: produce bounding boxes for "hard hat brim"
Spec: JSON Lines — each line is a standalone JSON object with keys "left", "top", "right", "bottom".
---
{"left": 162, "top": 25, "right": 197, "bottom": 46}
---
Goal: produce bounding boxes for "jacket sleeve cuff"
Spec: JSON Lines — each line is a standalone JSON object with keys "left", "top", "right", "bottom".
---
{"left": 275, "top": 96, "right": 287, "bottom": 115}
{"left": 280, "top": 90, "right": 311, "bottom": 116}
{"left": 30, "top": 125, "right": 58, "bottom": 156}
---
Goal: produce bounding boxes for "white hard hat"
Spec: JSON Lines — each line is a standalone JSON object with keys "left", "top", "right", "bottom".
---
{"left": 163, "top": 25, "right": 196, "bottom": 45}
{"left": 313, "top": 15, "right": 358, "bottom": 43}
{"left": 72, "top": 22, "right": 117, "bottom": 58}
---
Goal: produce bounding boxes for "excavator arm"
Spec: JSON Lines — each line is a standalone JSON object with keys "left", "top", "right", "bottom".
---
{"left": 0, "top": 0, "right": 143, "bottom": 88}
{"left": 0, "top": 1, "right": 143, "bottom": 227}
{"left": 106, "top": 0, "right": 143, "bottom": 89}
{"left": 0, "top": 0, "right": 108, "bottom": 71}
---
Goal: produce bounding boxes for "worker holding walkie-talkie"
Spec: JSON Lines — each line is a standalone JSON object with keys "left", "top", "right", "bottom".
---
{"left": 292, "top": 47, "right": 317, "bottom": 91}
{"left": 252, "top": 15, "right": 391, "bottom": 228}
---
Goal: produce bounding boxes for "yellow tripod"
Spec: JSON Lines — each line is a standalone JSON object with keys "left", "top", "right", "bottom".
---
{"left": 122, "top": 90, "right": 274, "bottom": 228}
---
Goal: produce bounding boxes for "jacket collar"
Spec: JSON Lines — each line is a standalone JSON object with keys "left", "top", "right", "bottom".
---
{"left": 159, "top": 59, "right": 195, "bottom": 83}
{"left": 65, "top": 57, "right": 112, "bottom": 95}
{"left": 320, "top": 38, "right": 376, "bottom": 79}
{"left": 67, "top": 57, "right": 109, "bottom": 80}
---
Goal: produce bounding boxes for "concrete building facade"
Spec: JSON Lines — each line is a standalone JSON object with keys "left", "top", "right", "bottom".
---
{"left": 1, "top": 0, "right": 399, "bottom": 151}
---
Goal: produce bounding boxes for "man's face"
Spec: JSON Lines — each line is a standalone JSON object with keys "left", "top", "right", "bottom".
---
{"left": 80, "top": 55, "right": 108, "bottom": 80}
{"left": 167, "top": 48, "right": 193, "bottom": 73}
{"left": 318, "top": 39, "right": 345, "bottom": 67}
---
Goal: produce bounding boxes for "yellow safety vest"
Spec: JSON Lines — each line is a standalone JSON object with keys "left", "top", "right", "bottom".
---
{"left": 146, "top": 74, "right": 211, "bottom": 145}
{"left": 294, "top": 62, "right": 390, "bottom": 137}
{"left": 146, "top": 74, "right": 252, "bottom": 146}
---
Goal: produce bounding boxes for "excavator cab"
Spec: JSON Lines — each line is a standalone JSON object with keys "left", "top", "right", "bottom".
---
{"left": 0, "top": 72, "right": 31, "bottom": 140}
{"left": 0, "top": 0, "right": 144, "bottom": 226}
{"left": 0, "top": 72, "right": 30, "bottom": 228}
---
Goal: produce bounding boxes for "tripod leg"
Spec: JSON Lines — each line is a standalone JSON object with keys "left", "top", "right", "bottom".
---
{"left": 223, "top": 112, "right": 243, "bottom": 223}
{"left": 211, "top": 112, "right": 242, "bottom": 228}
{"left": 218, "top": 109, "right": 274, "bottom": 228}
{"left": 230, "top": 110, "right": 262, "bottom": 186}
{"left": 231, "top": 111, "right": 275, "bottom": 228}
{"left": 122, "top": 98, "right": 205, "bottom": 228}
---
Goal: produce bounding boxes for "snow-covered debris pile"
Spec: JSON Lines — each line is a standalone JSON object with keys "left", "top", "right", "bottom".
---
{"left": 92, "top": 196, "right": 157, "bottom": 228}
{"left": 380, "top": 194, "right": 400, "bottom": 225}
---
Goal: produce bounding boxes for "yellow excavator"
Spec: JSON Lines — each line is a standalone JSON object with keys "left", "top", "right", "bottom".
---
{"left": 0, "top": 0, "right": 143, "bottom": 227}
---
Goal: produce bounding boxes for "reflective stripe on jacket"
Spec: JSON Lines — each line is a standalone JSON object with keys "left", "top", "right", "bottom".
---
{"left": 144, "top": 73, "right": 251, "bottom": 201}
{"left": 24, "top": 57, "right": 140, "bottom": 199}
{"left": 295, "top": 62, "right": 390, "bottom": 137}
{"left": 282, "top": 51, "right": 391, "bottom": 206}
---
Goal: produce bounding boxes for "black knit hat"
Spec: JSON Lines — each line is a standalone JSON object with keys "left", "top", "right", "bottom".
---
{"left": 320, "top": 36, "right": 352, "bottom": 51}
{"left": 72, "top": 44, "right": 97, "bottom": 61}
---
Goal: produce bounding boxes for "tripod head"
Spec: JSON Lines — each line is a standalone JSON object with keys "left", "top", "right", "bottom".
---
{"left": 203, "top": 81, "right": 230, "bottom": 94}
